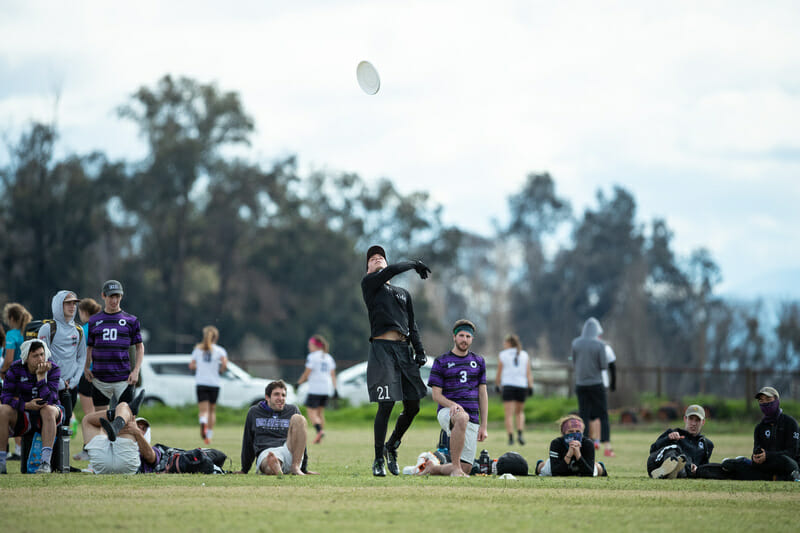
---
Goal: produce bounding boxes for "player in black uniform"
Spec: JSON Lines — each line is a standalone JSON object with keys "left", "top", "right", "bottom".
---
{"left": 722, "top": 386, "right": 800, "bottom": 481}
{"left": 647, "top": 404, "right": 714, "bottom": 479}
{"left": 361, "top": 245, "right": 430, "bottom": 477}
{"left": 535, "top": 415, "right": 607, "bottom": 477}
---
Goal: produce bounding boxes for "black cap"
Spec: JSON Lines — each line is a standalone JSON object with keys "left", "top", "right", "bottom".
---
{"left": 366, "top": 245, "right": 386, "bottom": 268}
{"left": 102, "top": 280, "right": 124, "bottom": 296}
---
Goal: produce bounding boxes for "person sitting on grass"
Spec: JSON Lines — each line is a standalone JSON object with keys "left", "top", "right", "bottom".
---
{"left": 239, "top": 380, "right": 316, "bottom": 476}
{"left": 535, "top": 414, "right": 607, "bottom": 477}
{"left": 647, "top": 404, "right": 714, "bottom": 479}
{"left": 721, "top": 386, "right": 800, "bottom": 482}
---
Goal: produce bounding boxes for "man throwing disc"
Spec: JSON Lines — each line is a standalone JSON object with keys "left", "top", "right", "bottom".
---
{"left": 361, "top": 245, "right": 431, "bottom": 476}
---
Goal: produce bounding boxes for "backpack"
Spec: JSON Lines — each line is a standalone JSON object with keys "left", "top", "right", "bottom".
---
{"left": 496, "top": 451, "right": 529, "bottom": 476}
{"left": 24, "top": 319, "right": 83, "bottom": 345}
{"left": 164, "top": 448, "right": 216, "bottom": 474}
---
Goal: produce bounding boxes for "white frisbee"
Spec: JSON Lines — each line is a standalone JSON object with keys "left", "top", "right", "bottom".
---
{"left": 356, "top": 60, "right": 380, "bottom": 95}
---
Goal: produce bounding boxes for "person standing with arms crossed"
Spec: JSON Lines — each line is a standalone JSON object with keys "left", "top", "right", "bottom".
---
{"left": 361, "top": 245, "right": 431, "bottom": 477}
{"left": 189, "top": 325, "right": 228, "bottom": 445}
{"left": 84, "top": 280, "right": 144, "bottom": 412}
{"left": 296, "top": 334, "right": 336, "bottom": 444}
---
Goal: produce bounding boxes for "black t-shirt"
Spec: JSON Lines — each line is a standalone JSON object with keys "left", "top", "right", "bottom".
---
{"left": 361, "top": 262, "right": 424, "bottom": 355}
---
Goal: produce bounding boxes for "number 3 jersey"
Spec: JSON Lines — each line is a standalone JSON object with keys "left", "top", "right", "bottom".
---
{"left": 87, "top": 310, "right": 143, "bottom": 383}
{"left": 428, "top": 351, "right": 486, "bottom": 424}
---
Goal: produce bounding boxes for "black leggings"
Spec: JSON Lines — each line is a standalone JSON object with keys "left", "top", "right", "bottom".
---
{"left": 373, "top": 400, "right": 421, "bottom": 459}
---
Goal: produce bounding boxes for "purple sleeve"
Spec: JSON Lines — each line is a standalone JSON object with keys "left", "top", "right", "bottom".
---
{"left": 40, "top": 364, "right": 61, "bottom": 404}
{"left": 130, "top": 317, "right": 143, "bottom": 345}
{"left": 427, "top": 360, "right": 444, "bottom": 388}
{"left": 0, "top": 370, "right": 24, "bottom": 411}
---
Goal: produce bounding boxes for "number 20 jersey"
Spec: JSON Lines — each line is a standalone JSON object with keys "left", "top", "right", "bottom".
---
{"left": 87, "top": 310, "right": 143, "bottom": 382}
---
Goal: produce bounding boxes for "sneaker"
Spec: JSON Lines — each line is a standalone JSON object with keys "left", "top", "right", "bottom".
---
{"left": 100, "top": 417, "right": 118, "bottom": 442}
{"left": 36, "top": 462, "right": 52, "bottom": 474}
{"left": 517, "top": 433, "right": 526, "bottom": 446}
{"left": 73, "top": 449, "right": 90, "bottom": 461}
{"left": 372, "top": 457, "right": 386, "bottom": 477}
{"left": 385, "top": 444, "right": 399, "bottom": 476}
{"left": 7, "top": 452, "right": 21, "bottom": 461}
{"left": 598, "top": 461, "right": 608, "bottom": 477}
{"left": 129, "top": 388, "right": 146, "bottom": 415}
{"left": 604, "top": 448, "right": 616, "bottom": 457}
{"left": 535, "top": 459, "right": 543, "bottom": 475}
{"left": 651, "top": 457, "right": 680, "bottom": 479}
{"left": 669, "top": 456, "right": 687, "bottom": 479}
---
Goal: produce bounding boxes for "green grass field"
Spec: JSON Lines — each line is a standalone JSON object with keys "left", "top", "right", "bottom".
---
{"left": 2, "top": 413, "right": 798, "bottom": 532}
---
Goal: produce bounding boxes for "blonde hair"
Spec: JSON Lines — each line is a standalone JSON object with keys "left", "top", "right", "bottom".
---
{"left": 556, "top": 414, "right": 585, "bottom": 434}
{"left": 309, "top": 334, "right": 329, "bottom": 353}
{"left": 3, "top": 303, "right": 32, "bottom": 332}
{"left": 504, "top": 333, "right": 522, "bottom": 354}
{"left": 197, "top": 325, "right": 219, "bottom": 351}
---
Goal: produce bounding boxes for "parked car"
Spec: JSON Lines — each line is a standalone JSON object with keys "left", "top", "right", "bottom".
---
{"left": 297, "top": 359, "right": 434, "bottom": 407}
{"left": 138, "top": 354, "right": 296, "bottom": 408}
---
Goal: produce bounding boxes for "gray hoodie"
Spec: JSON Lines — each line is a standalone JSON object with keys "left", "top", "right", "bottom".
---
{"left": 571, "top": 317, "right": 608, "bottom": 386}
{"left": 38, "top": 290, "right": 87, "bottom": 391}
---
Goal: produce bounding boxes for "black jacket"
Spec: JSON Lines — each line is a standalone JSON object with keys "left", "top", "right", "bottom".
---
{"left": 549, "top": 436, "right": 596, "bottom": 476}
{"left": 650, "top": 428, "right": 714, "bottom": 469}
{"left": 361, "top": 262, "right": 424, "bottom": 355}
{"left": 754, "top": 412, "right": 800, "bottom": 461}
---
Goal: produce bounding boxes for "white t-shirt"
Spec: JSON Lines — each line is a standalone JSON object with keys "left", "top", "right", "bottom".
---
{"left": 498, "top": 347, "right": 529, "bottom": 388}
{"left": 305, "top": 350, "right": 336, "bottom": 395}
{"left": 601, "top": 344, "right": 617, "bottom": 388}
{"left": 191, "top": 344, "right": 228, "bottom": 387}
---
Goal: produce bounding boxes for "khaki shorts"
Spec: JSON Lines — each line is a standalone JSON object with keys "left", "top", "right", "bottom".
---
{"left": 437, "top": 408, "right": 479, "bottom": 465}
{"left": 86, "top": 434, "right": 140, "bottom": 474}
{"left": 256, "top": 445, "right": 292, "bottom": 474}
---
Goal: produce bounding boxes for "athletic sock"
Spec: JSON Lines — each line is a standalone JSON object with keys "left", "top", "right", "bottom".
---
{"left": 0, "top": 450, "right": 7, "bottom": 468}
{"left": 206, "top": 430, "right": 213, "bottom": 440}
{"left": 199, "top": 416, "right": 208, "bottom": 425}
{"left": 314, "top": 423, "right": 322, "bottom": 434}
{"left": 41, "top": 447, "right": 53, "bottom": 465}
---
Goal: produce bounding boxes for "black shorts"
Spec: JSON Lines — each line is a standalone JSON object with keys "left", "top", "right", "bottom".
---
{"left": 502, "top": 386, "right": 527, "bottom": 403}
{"left": 8, "top": 405, "right": 65, "bottom": 438}
{"left": 576, "top": 383, "right": 607, "bottom": 422}
{"left": 196, "top": 385, "right": 220, "bottom": 404}
{"left": 305, "top": 394, "right": 329, "bottom": 408}
{"left": 78, "top": 374, "right": 93, "bottom": 396}
{"left": 91, "top": 383, "right": 134, "bottom": 407}
{"left": 367, "top": 340, "right": 427, "bottom": 403}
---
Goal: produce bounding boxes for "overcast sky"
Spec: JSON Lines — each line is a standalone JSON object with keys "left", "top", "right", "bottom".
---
{"left": 2, "top": 1, "right": 798, "bottom": 297}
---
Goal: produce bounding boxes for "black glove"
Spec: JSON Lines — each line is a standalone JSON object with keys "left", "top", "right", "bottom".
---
{"left": 413, "top": 260, "right": 431, "bottom": 280}
{"left": 494, "top": 384, "right": 502, "bottom": 394}
{"left": 414, "top": 352, "right": 427, "bottom": 367}
{"left": 527, "top": 387, "right": 533, "bottom": 397}
{"left": 333, "top": 389, "right": 339, "bottom": 399}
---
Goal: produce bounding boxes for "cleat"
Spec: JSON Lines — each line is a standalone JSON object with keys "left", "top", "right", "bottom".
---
{"left": 100, "top": 418, "right": 118, "bottom": 441}
{"left": 651, "top": 457, "right": 680, "bottom": 479}
{"left": 129, "top": 388, "right": 145, "bottom": 415}
{"left": 385, "top": 444, "right": 399, "bottom": 476}
{"left": 372, "top": 457, "right": 386, "bottom": 477}
{"left": 604, "top": 448, "right": 616, "bottom": 457}
{"left": 36, "top": 462, "right": 52, "bottom": 474}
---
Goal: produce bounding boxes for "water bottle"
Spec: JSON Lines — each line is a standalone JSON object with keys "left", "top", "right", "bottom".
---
{"left": 492, "top": 459, "right": 498, "bottom": 476}
{"left": 59, "top": 425, "right": 71, "bottom": 473}
{"left": 478, "top": 449, "right": 491, "bottom": 475}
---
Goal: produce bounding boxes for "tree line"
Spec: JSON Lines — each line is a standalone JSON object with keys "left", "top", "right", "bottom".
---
{"left": 1, "top": 75, "right": 798, "bottom": 391}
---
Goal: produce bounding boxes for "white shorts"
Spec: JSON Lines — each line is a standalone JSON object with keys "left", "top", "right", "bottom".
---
{"left": 437, "top": 408, "right": 479, "bottom": 465}
{"left": 86, "top": 434, "right": 140, "bottom": 474}
{"left": 92, "top": 379, "right": 131, "bottom": 401}
{"left": 256, "top": 445, "right": 293, "bottom": 474}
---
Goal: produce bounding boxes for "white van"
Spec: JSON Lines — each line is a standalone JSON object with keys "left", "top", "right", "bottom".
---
{"left": 139, "top": 354, "right": 296, "bottom": 408}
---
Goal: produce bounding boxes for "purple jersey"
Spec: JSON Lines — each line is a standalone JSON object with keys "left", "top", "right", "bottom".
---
{"left": 427, "top": 351, "right": 486, "bottom": 424}
{"left": 87, "top": 311, "right": 143, "bottom": 382}
{"left": 0, "top": 360, "right": 61, "bottom": 412}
